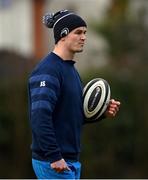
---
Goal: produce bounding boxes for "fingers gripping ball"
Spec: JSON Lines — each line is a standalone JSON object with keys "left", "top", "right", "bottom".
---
{"left": 83, "top": 78, "right": 111, "bottom": 122}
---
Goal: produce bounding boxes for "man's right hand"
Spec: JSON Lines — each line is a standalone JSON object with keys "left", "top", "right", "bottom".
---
{"left": 50, "top": 158, "right": 71, "bottom": 173}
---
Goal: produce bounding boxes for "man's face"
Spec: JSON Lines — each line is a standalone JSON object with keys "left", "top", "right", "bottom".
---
{"left": 64, "top": 27, "right": 87, "bottom": 53}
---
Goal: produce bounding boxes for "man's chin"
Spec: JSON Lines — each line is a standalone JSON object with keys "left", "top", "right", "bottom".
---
{"left": 75, "top": 49, "right": 83, "bottom": 53}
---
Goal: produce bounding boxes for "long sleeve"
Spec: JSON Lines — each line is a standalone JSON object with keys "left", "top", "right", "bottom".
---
{"left": 29, "top": 73, "right": 62, "bottom": 163}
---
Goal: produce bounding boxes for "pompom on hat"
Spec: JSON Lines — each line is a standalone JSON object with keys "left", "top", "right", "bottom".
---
{"left": 43, "top": 10, "right": 87, "bottom": 44}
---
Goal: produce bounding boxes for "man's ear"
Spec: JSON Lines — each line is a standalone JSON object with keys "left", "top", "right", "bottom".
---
{"left": 60, "top": 35, "right": 69, "bottom": 42}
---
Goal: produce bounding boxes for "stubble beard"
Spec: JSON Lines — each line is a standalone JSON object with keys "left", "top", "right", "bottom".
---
{"left": 75, "top": 47, "right": 84, "bottom": 53}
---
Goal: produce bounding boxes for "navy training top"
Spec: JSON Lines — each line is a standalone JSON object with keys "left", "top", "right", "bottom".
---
{"left": 28, "top": 52, "right": 85, "bottom": 163}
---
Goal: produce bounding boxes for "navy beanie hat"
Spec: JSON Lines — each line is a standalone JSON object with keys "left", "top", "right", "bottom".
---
{"left": 43, "top": 10, "right": 87, "bottom": 44}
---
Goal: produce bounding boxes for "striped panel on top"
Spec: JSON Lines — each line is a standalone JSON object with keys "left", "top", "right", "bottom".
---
{"left": 29, "top": 74, "right": 60, "bottom": 111}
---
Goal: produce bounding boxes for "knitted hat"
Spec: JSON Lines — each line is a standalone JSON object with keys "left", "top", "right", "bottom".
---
{"left": 43, "top": 10, "right": 87, "bottom": 44}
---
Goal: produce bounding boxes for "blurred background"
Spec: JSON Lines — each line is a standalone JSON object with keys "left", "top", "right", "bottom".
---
{"left": 0, "top": 0, "right": 148, "bottom": 178}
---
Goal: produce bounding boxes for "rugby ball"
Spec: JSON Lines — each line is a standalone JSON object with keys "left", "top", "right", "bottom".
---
{"left": 83, "top": 78, "right": 111, "bottom": 122}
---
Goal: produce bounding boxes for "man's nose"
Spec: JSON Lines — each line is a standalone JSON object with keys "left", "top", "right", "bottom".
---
{"left": 81, "top": 34, "right": 86, "bottom": 40}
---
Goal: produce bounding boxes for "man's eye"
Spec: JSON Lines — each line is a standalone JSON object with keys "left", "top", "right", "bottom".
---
{"left": 75, "top": 31, "right": 81, "bottom": 34}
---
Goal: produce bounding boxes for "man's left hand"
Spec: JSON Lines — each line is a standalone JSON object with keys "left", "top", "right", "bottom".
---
{"left": 105, "top": 99, "right": 121, "bottom": 118}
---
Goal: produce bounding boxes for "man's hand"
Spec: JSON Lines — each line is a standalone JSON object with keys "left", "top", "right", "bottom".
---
{"left": 105, "top": 99, "right": 121, "bottom": 118}
{"left": 50, "top": 158, "right": 70, "bottom": 173}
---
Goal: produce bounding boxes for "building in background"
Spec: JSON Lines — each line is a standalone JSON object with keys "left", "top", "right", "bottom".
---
{"left": 0, "top": 0, "right": 33, "bottom": 56}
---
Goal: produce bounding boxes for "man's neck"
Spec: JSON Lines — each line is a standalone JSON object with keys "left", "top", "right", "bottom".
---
{"left": 53, "top": 46, "right": 75, "bottom": 61}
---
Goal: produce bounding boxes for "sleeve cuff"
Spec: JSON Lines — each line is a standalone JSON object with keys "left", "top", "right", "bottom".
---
{"left": 46, "top": 150, "right": 63, "bottom": 163}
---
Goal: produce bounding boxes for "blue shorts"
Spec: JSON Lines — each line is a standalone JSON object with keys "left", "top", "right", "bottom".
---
{"left": 32, "top": 158, "right": 81, "bottom": 179}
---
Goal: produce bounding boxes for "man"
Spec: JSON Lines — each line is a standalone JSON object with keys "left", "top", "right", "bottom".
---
{"left": 28, "top": 10, "right": 120, "bottom": 179}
